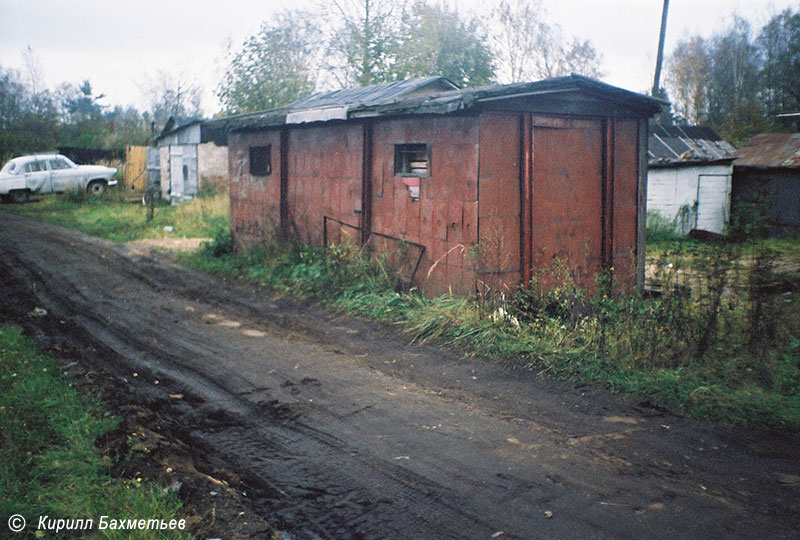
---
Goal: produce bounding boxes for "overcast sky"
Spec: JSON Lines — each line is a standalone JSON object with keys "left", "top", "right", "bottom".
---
{"left": 0, "top": 0, "right": 796, "bottom": 115}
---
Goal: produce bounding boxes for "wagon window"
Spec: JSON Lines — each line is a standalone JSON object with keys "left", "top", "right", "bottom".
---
{"left": 249, "top": 145, "right": 271, "bottom": 177}
{"left": 394, "top": 144, "right": 429, "bottom": 177}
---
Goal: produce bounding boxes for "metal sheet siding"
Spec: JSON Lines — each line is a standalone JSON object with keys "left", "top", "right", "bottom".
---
{"left": 287, "top": 124, "right": 363, "bottom": 246}
{"left": 228, "top": 107, "right": 648, "bottom": 297}
{"left": 229, "top": 130, "right": 283, "bottom": 249}
{"left": 530, "top": 116, "right": 604, "bottom": 289}
{"left": 612, "top": 119, "right": 640, "bottom": 291}
{"left": 477, "top": 113, "right": 521, "bottom": 294}
{"left": 371, "top": 116, "right": 480, "bottom": 297}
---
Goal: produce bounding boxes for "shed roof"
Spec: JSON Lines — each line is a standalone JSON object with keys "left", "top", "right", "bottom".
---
{"left": 158, "top": 116, "right": 201, "bottom": 138}
{"left": 734, "top": 132, "right": 800, "bottom": 169}
{"left": 225, "top": 74, "right": 664, "bottom": 132}
{"left": 648, "top": 124, "right": 736, "bottom": 166}
{"left": 287, "top": 76, "right": 457, "bottom": 120}
{"left": 157, "top": 116, "right": 230, "bottom": 146}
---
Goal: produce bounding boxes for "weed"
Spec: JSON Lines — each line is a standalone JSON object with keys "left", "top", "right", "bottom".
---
{"left": 3, "top": 190, "right": 229, "bottom": 243}
{"left": 646, "top": 210, "right": 684, "bottom": 244}
{"left": 184, "top": 234, "right": 800, "bottom": 431}
{"left": 0, "top": 325, "right": 191, "bottom": 538}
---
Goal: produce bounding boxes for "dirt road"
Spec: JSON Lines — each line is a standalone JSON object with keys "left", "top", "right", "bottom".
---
{"left": 1, "top": 210, "right": 798, "bottom": 540}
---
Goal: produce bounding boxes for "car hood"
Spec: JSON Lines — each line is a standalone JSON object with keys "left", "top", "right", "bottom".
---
{"left": 80, "top": 165, "right": 117, "bottom": 175}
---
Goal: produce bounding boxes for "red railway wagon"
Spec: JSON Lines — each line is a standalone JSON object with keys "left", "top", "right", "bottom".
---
{"left": 225, "top": 75, "right": 662, "bottom": 297}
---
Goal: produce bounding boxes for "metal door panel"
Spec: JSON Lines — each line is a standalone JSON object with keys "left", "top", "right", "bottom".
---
{"left": 531, "top": 118, "right": 604, "bottom": 286}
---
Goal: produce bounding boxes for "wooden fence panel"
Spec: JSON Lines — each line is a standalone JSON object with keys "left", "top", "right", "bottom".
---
{"left": 125, "top": 145, "right": 148, "bottom": 190}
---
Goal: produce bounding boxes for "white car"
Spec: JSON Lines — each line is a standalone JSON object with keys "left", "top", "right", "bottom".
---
{"left": 0, "top": 153, "right": 118, "bottom": 203}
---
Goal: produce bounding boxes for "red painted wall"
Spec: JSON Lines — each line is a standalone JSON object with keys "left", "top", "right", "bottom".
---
{"left": 370, "top": 116, "right": 480, "bottom": 297}
{"left": 228, "top": 111, "right": 642, "bottom": 297}
{"left": 287, "top": 124, "right": 363, "bottom": 246}
{"left": 477, "top": 113, "right": 522, "bottom": 296}
{"left": 229, "top": 130, "right": 282, "bottom": 248}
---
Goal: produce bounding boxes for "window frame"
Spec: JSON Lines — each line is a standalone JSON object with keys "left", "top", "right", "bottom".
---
{"left": 249, "top": 145, "right": 272, "bottom": 177}
{"left": 393, "top": 143, "right": 430, "bottom": 178}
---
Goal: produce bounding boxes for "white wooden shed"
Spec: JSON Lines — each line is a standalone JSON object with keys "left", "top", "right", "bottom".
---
{"left": 156, "top": 117, "right": 229, "bottom": 204}
{"left": 647, "top": 125, "right": 736, "bottom": 234}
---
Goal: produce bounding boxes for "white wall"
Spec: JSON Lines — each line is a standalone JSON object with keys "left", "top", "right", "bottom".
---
{"left": 197, "top": 142, "right": 228, "bottom": 190}
{"left": 647, "top": 163, "right": 732, "bottom": 234}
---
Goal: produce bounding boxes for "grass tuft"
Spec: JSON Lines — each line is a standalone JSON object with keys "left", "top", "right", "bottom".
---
{"left": 183, "top": 234, "right": 800, "bottom": 431}
{"left": 0, "top": 325, "right": 191, "bottom": 538}
{"left": 2, "top": 190, "right": 229, "bottom": 243}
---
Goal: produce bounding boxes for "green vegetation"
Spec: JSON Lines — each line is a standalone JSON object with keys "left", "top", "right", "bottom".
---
{"left": 0, "top": 325, "right": 191, "bottom": 539}
{"left": 5, "top": 195, "right": 798, "bottom": 430}
{"left": 184, "top": 232, "right": 800, "bottom": 431}
{"left": 2, "top": 190, "right": 229, "bottom": 243}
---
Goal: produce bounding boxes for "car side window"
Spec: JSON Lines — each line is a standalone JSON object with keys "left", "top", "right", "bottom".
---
{"left": 49, "top": 159, "right": 69, "bottom": 170}
{"left": 24, "top": 162, "right": 43, "bottom": 173}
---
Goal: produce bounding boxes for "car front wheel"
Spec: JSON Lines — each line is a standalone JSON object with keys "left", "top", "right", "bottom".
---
{"left": 87, "top": 180, "right": 107, "bottom": 197}
{"left": 9, "top": 190, "right": 29, "bottom": 204}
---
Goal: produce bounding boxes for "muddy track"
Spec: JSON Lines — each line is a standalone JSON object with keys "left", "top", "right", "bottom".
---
{"left": 1, "top": 210, "right": 798, "bottom": 540}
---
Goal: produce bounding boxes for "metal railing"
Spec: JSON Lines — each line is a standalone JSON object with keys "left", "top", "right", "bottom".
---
{"left": 323, "top": 216, "right": 426, "bottom": 289}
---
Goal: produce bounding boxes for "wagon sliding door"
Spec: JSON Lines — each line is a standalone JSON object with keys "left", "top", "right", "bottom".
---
{"left": 528, "top": 117, "right": 605, "bottom": 289}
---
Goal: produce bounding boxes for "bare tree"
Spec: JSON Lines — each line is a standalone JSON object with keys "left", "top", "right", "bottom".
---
{"left": 21, "top": 45, "right": 45, "bottom": 97}
{"left": 140, "top": 66, "right": 203, "bottom": 127}
{"left": 493, "top": 0, "right": 545, "bottom": 82}
{"left": 493, "top": 0, "right": 604, "bottom": 83}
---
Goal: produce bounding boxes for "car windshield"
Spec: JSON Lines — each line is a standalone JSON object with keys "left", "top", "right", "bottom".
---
{"left": 0, "top": 161, "right": 19, "bottom": 175}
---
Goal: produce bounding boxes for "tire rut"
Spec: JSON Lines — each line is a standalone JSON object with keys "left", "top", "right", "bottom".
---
{"left": 1, "top": 211, "right": 799, "bottom": 540}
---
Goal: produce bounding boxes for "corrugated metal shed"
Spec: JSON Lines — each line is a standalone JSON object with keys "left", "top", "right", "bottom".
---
{"left": 648, "top": 124, "right": 736, "bottom": 166}
{"left": 734, "top": 133, "right": 800, "bottom": 168}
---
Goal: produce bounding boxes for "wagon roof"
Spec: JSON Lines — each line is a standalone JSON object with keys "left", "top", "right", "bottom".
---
{"left": 223, "top": 74, "right": 664, "bottom": 132}
{"left": 288, "top": 76, "right": 458, "bottom": 112}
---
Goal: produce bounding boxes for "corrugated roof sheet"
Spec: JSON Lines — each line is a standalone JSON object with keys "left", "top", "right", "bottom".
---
{"left": 349, "top": 74, "right": 665, "bottom": 117}
{"left": 734, "top": 132, "right": 800, "bottom": 168}
{"left": 648, "top": 124, "right": 736, "bottom": 166}
{"left": 213, "top": 74, "right": 665, "bottom": 134}
{"left": 288, "top": 76, "right": 457, "bottom": 111}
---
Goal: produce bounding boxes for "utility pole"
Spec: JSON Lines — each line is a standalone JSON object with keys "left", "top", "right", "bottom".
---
{"left": 652, "top": 0, "right": 670, "bottom": 96}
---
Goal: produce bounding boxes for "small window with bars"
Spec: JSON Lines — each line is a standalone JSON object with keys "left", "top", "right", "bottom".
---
{"left": 394, "top": 143, "right": 429, "bottom": 177}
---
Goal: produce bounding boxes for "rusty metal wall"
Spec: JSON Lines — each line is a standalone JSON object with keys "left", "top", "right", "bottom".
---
{"left": 530, "top": 116, "right": 605, "bottom": 289}
{"left": 288, "top": 124, "right": 364, "bottom": 246}
{"left": 518, "top": 115, "right": 641, "bottom": 293}
{"left": 477, "top": 113, "right": 521, "bottom": 296}
{"left": 611, "top": 119, "right": 641, "bottom": 292}
{"left": 228, "top": 110, "right": 643, "bottom": 297}
{"left": 229, "top": 130, "right": 283, "bottom": 249}
{"left": 371, "top": 116, "right": 480, "bottom": 297}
